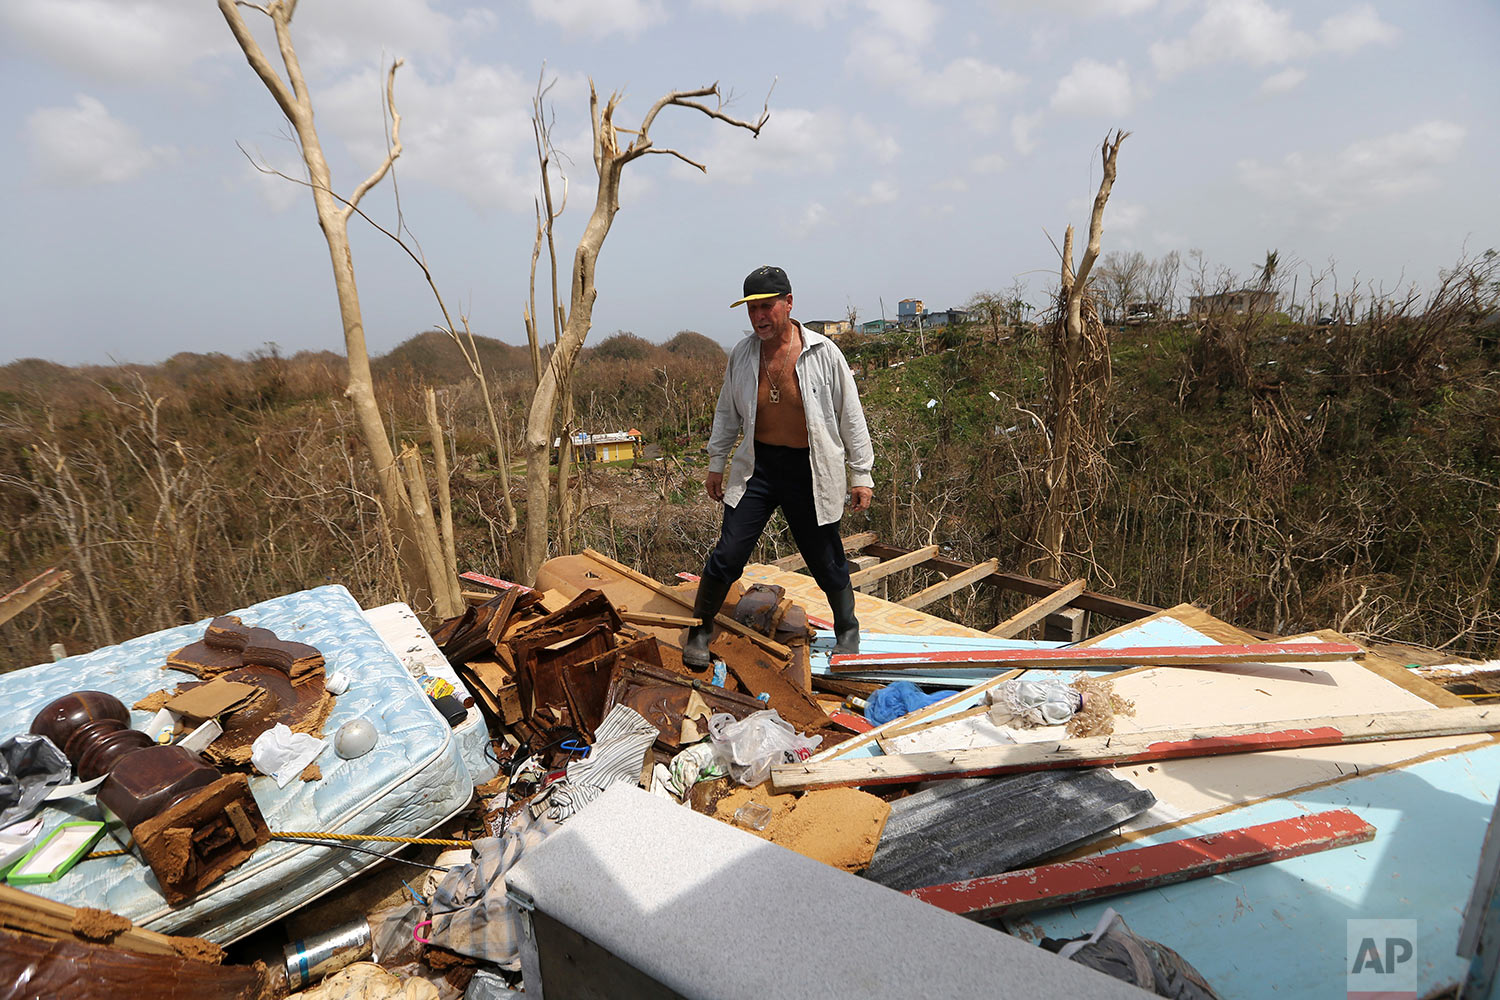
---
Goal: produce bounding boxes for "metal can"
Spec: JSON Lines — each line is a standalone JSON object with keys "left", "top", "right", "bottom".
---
{"left": 283, "top": 916, "right": 373, "bottom": 988}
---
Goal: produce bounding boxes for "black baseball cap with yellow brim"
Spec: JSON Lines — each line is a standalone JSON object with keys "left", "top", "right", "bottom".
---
{"left": 729, "top": 265, "right": 792, "bottom": 307}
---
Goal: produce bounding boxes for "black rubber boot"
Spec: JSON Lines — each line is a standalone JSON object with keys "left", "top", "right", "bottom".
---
{"left": 682, "top": 575, "right": 734, "bottom": 670}
{"left": 829, "top": 584, "right": 860, "bottom": 654}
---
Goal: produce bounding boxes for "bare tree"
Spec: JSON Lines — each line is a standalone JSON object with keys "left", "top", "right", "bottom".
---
{"left": 218, "top": 0, "right": 461, "bottom": 616}
{"left": 1092, "top": 250, "right": 1148, "bottom": 325}
{"left": 1033, "top": 130, "right": 1128, "bottom": 582}
{"left": 516, "top": 82, "right": 769, "bottom": 583}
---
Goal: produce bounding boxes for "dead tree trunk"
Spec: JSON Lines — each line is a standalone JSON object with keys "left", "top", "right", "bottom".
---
{"left": 1034, "top": 130, "right": 1128, "bottom": 582}
{"left": 517, "top": 81, "right": 768, "bottom": 583}
{"left": 219, "top": 0, "right": 460, "bottom": 617}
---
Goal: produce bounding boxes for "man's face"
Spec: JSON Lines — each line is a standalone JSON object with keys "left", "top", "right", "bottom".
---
{"left": 747, "top": 294, "right": 793, "bottom": 341}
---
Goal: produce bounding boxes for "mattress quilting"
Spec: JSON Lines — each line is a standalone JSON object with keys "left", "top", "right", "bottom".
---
{"left": 0, "top": 585, "right": 475, "bottom": 941}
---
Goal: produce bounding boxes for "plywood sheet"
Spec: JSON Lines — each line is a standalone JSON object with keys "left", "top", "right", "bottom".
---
{"left": 739, "top": 563, "right": 993, "bottom": 638}
{"left": 1075, "top": 618, "right": 1486, "bottom": 838}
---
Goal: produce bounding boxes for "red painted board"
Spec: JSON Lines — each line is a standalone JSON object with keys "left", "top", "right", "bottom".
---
{"left": 828, "top": 710, "right": 874, "bottom": 732}
{"left": 830, "top": 640, "right": 1362, "bottom": 671}
{"left": 907, "top": 808, "right": 1375, "bottom": 920}
{"left": 676, "top": 572, "right": 701, "bottom": 582}
{"left": 460, "top": 571, "right": 534, "bottom": 593}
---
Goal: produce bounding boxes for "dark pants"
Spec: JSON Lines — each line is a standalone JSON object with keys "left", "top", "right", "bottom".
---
{"left": 702, "top": 443, "right": 851, "bottom": 595}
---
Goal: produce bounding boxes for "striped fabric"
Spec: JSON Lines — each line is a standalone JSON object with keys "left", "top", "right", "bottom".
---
{"left": 532, "top": 705, "right": 659, "bottom": 823}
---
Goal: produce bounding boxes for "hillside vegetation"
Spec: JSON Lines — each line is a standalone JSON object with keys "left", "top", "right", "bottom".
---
{"left": 2, "top": 307, "right": 1497, "bottom": 668}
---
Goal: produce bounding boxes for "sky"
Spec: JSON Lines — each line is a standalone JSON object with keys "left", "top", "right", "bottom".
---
{"left": 0, "top": 0, "right": 1496, "bottom": 366}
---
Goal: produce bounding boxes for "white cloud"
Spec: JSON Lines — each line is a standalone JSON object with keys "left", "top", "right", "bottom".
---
{"left": 1317, "top": 4, "right": 1398, "bottom": 54}
{"left": 528, "top": 0, "right": 664, "bottom": 38}
{"left": 0, "top": 0, "right": 481, "bottom": 85}
{"left": 970, "top": 152, "right": 1009, "bottom": 173}
{"left": 679, "top": 107, "right": 845, "bottom": 184}
{"left": 1237, "top": 120, "right": 1466, "bottom": 227}
{"left": 1150, "top": 0, "right": 1395, "bottom": 78}
{"left": 792, "top": 201, "right": 830, "bottom": 236}
{"left": 846, "top": 1, "right": 1023, "bottom": 129}
{"left": 992, "top": 0, "right": 1159, "bottom": 15}
{"left": 935, "top": 176, "right": 970, "bottom": 193}
{"left": 25, "top": 95, "right": 177, "bottom": 185}
{"left": 695, "top": 0, "right": 853, "bottom": 26}
{"left": 240, "top": 160, "right": 305, "bottom": 214}
{"left": 319, "top": 61, "right": 567, "bottom": 212}
{"left": 1066, "top": 195, "right": 1146, "bottom": 232}
{"left": 851, "top": 115, "right": 901, "bottom": 164}
{"left": 1051, "top": 58, "right": 1135, "bottom": 116}
{"left": 0, "top": 0, "right": 228, "bottom": 83}
{"left": 1011, "top": 110, "right": 1043, "bottom": 154}
{"left": 1259, "top": 67, "right": 1306, "bottom": 94}
{"left": 857, "top": 179, "right": 900, "bottom": 206}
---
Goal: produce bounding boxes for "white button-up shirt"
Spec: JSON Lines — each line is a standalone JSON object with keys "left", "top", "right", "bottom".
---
{"left": 706, "top": 323, "right": 875, "bottom": 526}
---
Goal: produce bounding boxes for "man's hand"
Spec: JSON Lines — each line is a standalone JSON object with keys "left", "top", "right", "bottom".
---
{"left": 848, "top": 486, "right": 873, "bottom": 512}
{"left": 705, "top": 471, "right": 725, "bottom": 502}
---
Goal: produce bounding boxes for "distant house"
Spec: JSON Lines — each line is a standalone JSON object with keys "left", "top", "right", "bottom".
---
{"left": 922, "top": 308, "right": 973, "bottom": 329}
{"left": 860, "top": 319, "right": 900, "bottom": 335}
{"left": 897, "top": 298, "right": 924, "bottom": 328}
{"left": 552, "top": 428, "right": 643, "bottom": 464}
{"left": 804, "top": 319, "right": 852, "bottom": 337}
{"left": 1188, "top": 289, "right": 1277, "bottom": 319}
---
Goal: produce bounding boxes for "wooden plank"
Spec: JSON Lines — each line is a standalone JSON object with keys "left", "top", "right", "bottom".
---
{"left": 989, "top": 579, "right": 1086, "bottom": 638}
{"left": 859, "top": 543, "right": 1161, "bottom": 622}
{"left": 1043, "top": 607, "right": 1087, "bottom": 643}
{"left": 847, "top": 545, "right": 939, "bottom": 589}
{"left": 459, "top": 570, "right": 534, "bottom": 593}
{"left": 0, "top": 884, "right": 220, "bottom": 961}
{"left": 829, "top": 640, "right": 1364, "bottom": 673}
{"left": 0, "top": 568, "right": 71, "bottom": 628}
{"left": 898, "top": 559, "right": 1000, "bottom": 610}
{"left": 580, "top": 549, "right": 790, "bottom": 659}
{"left": 620, "top": 611, "right": 700, "bottom": 628}
{"left": 907, "top": 809, "right": 1375, "bottom": 920}
{"left": 773, "top": 531, "right": 877, "bottom": 572}
{"left": 771, "top": 705, "right": 1500, "bottom": 791}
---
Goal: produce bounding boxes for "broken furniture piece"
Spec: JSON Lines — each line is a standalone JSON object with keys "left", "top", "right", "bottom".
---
{"left": 31, "top": 689, "right": 272, "bottom": 905}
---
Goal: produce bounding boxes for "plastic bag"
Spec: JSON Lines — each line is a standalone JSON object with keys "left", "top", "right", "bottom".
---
{"left": 706, "top": 710, "right": 821, "bottom": 787}
{"left": 986, "top": 678, "right": 1082, "bottom": 727}
{"left": 666, "top": 741, "right": 725, "bottom": 799}
{"left": 864, "top": 682, "right": 949, "bottom": 726}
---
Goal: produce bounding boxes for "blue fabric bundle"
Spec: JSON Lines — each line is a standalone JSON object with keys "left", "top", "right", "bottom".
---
{"left": 864, "top": 681, "right": 949, "bottom": 726}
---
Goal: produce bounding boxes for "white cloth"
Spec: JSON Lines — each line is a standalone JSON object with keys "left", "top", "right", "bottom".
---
{"left": 706, "top": 323, "right": 874, "bottom": 526}
{"left": 250, "top": 723, "right": 325, "bottom": 788}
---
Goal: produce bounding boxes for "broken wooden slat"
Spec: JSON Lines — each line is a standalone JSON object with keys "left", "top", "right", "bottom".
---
{"left": 459, "top": 570, "right": 534, "bottom": 593}
{"left": 0, "top": 567, "right": 71, "bottom": 628}
{"left": 907, "top": 808, "right": 1375, "bottom": 920}
{"left": 0, "top": 884, "right": 222, "bottom": 961}
{"left": 771, "top": 705, "right": 1500, "bottom": 791}
{"left": 861, "top": 543, "right": 1161, "bottom": 622}
{"left": 773, "top": 532, "right": 877, "bottom": 572}
{"left": 899, "top": 559, "right": 1001, "bottom": 610}
{"left": 620, "top": 611, "right": 700, "bottom": 628}
{"left": 989, "top": 579, "right": 1086, "bottom": 638}
{"left": 829, "top": 640, "right": 1364, "bottom": 673}
{"left": 711, "top": 631, "right": 830, "bottom": 733}
{"left": 580, "top": 548, "right": 790, "bottom": 659}
{"left": 847, "top": 545, "right": 940, "bottom": 589}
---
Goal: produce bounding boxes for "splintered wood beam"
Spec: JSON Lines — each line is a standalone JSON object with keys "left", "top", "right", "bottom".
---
{"left": 770, "top": 705, "right": 1500, "bottom": 791}
{"left": 459, "top": 570, "right": 534, "bottom": 594}
{"left": 579, "top": 549, "right": 790, "bottom": 659}
{"left": 0, "top": 884, "right": 222, "bottom": 961}
{"left": 989, "top": 578, "right": 1086, "bottom": 637}
{"left": 847, "top": 545, "right": 940, "bottom": 589}
{"left": 899, "top": 559, "right": 1002, "bottom": 610}
{"left": 828, "top": 640, "right": 1364, "bottom": 673}
{"left": 620, "top": 611, "right": 700, "bottom": 628}
{"left": 907, "top": 809, "right": 1376, "bottom": 920}
{"left": 773, "top": 531, "right": 877, "bottom": 572}
{"left": 0, "top": 568, "right": 71, "bottom": 628}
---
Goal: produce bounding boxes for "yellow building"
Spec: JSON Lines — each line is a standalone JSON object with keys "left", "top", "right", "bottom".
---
{"left": 553, "top": 428, "right": 644, "bottom": 464}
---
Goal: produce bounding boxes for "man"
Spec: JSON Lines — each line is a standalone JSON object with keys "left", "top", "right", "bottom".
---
{"left": 683, "top": 265, "right": 874, "bottom": 668}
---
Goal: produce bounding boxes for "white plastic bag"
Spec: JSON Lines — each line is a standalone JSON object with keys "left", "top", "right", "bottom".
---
{"left": 707, "top": 710, "right": 821, "bottom": 787}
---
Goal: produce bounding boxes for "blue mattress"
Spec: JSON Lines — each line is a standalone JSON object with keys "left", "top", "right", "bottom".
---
{"left": 0, "top": 585, "right": 477, "bottom": 942}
